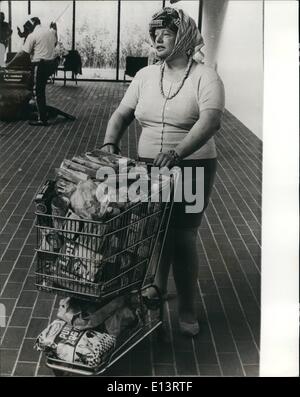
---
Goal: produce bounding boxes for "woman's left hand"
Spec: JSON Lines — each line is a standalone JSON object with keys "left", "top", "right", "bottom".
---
{"left": 153, "top": 150, "right": 180, "bottom": 169}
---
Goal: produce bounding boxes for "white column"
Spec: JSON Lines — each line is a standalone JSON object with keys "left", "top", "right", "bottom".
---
{"left": 260, "top": 0, "right": 299, "bottom": 377}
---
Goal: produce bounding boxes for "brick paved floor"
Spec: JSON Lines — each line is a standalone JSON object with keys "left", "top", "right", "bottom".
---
{"left": 0, "top": 81, "right": 261, "bottom": 377}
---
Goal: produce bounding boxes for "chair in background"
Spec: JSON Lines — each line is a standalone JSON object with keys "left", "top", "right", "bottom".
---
{"left": 123, "top": 56, "right": 148, "bottom": 81}
{"left": 55, "top": 50, "right": 82, "bottom": 86}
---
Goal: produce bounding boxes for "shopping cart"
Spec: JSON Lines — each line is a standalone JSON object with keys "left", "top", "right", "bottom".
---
{"left": 34, "top": 168, "right": 178, "bottom": 376}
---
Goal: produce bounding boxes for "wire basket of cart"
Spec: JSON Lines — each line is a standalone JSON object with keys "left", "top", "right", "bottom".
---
{"left": 35, "top": 174, "right": 176, "bottom": 302}
{"left": 34, "top": 157, "right": 179, "bottom": 376}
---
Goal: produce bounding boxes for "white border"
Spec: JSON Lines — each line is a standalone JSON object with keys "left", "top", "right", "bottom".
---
{"left": 260, "top": 0, "right": 299, "bottom": 376}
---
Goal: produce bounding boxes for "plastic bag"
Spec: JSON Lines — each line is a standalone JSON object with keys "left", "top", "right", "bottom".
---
{"left": 35, "top": 319, "right": 116, "bottom": 367}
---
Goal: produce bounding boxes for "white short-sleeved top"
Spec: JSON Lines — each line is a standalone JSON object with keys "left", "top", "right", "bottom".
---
{"left": 120, "top": 62, "right": 225, "bottom": 160}
{"left": 23, "top": 25, "right": 56, "bottom": 62}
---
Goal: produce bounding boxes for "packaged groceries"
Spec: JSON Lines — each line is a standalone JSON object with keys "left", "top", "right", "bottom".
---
{"left": 104, "top": 306, "right": 137, "bottom": 337}
{"left": 62, "top": 209, "right": 83, "bottom": 241}
{"left": 51, "top": 196, "right": 70, "bottom": 229}
{"left": 93, "top": 182, "right": 119, "bottom": 220}
{"left": 70, "top": 180, "right": 119, "bottom": 221}
{"left": 55, "top": 178, "right": 77, "bottom": 198}
{"left": 84, "top": 153, "right": 119, "bottom": 171}
{"left": 55, "top": 240, "right": 103, "bottom": 283}
{"left": 55, "top": 293, "right": 143, "bottom": 338}
{"left": 37, "top": 148, "right": 172, "bottom": 227}
{"left": 77, "top": 221, "right": 107, "bottom": 253}
{"left": 37, "top": 150, "right": 158, "bottom": 226}
{"left": 35, "top": 289, "right": 152, "bottom": 369}
{"left": 35, "top": 148, "right": 172, "bottom": 300}
{"left": 57, "top": 297, "right": 100, "bottom": 326}
{"left": 33, "top": 147, "right": 176, "bottom": 375}
{"left": 55, "top": 167, "right": 89, "bottom": 185}
{"left": 71, "top": 155, "right": 102, "bottom": 171}
{"left": 57, "top": 297, "right": 82, "bottom": 324}
{"left": 35, "top": 180, "right": 56, "bottom": 215}
{"left": 39, "top": 240, "right": 103, "bottom": 295}
{"left": 40, "top": 228, "right": 64, "bottom": 253}
{"left": 85, "top": 149, "right": 135, "bottom": 171}
{"left": 70, "top": 180, "right": 99, "bottom": 220}
{"left": 61, "top": 159, "right": 97, "bottom": 179}
{"left": 35, "top": 319, "right": 116, "bottom": 367}
{"left": 91, "top": 296, "right": 127, "bottom": 330}
{"left": 56, "top": 295, "right": 125, "bottom": 331}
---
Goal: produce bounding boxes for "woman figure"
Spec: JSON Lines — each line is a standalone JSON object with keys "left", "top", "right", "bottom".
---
{"left": 103, "top": 7, "right": 225, "bottom": 336}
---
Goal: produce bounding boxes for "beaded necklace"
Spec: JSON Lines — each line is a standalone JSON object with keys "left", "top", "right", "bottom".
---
{"left": 159, "top": 56, "right": 193, "bottom": 100}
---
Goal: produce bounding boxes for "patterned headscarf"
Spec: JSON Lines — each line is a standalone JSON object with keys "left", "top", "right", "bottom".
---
{"left": 149, "top": 7, "right": 204, "bottom": 63}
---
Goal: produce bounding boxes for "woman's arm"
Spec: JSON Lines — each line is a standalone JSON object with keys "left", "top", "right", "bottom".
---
{"left": 175, "top": 109, "right": 223, "bottom": 159}
{"left": 154, "top": 109, "right": 223, "bottom": 167}
{"left": 103, "top": 104, "right": 135, "bottom": 153}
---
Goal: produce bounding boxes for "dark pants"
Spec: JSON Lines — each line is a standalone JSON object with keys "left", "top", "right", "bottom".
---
{"left": 139, "top": 157, "right": 217, "bottom": 229}
{"left": 32, "top": 59, "right": 56, "bottom": 122}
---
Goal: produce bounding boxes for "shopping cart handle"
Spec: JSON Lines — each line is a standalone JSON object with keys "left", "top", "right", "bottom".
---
{"left": 98, "top": 143, "right": 121, "bottom": 155}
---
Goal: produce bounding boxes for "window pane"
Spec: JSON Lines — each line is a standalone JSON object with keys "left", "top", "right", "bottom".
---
{"left": 168, "top": 0, "right": 199, "bottom": 26}
{"left": 119, "top": 0, "right": 162, "bottom": 79}
{"left": 75, "top": 1, "right": 118, "bottom": 80}
{"left": 120, "top": 1, "right": 163, "bottom": 80}
{"left": 11, "top": 1, "right": 30, "bottom": 52}
{"left": 30, "top": 1, "right": 73, "bottom": 52}
{"left": 0, "top": 1, "right": 9, "bottom": 17}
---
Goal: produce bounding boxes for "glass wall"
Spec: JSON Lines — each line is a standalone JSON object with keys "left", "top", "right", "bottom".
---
{"left": 0, "top": 1, "right": 9, "bottom": 18}
{"left": 10, "top": 1, "right": 30, "bottom": 52}
{"left": 169, "top": 0, "right": 200, "bottom": 24}
{"left": 119, "top": 1, "right": 161, "bottom": 80}
{"left": 7, "top": 0, "right": 201, "bottom": 81}
{"left": 30, "top": 1, "right": 73, "bottom": 54}
{"left": 75, "top": 0, "right": 118, "bottom": 80}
